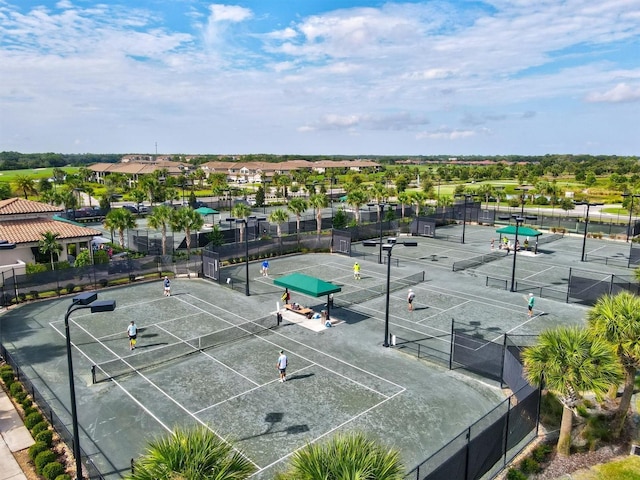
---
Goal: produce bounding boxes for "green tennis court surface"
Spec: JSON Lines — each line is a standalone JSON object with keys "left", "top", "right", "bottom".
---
{"left": 1, "top": 230, "right": 618, "bottom": 478}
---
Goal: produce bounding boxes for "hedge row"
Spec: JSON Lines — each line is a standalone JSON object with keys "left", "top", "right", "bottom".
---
{"left": 0, "top": 364, "right": 71, "bottom": 480}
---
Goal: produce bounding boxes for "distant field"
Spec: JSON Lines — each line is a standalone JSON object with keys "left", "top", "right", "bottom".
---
{"left": 0, "top": 167, "right": 79, "bottom": 182}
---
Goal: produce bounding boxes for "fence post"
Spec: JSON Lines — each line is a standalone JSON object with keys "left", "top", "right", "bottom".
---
{"left": 609, "top": 274, "right": 614, "bottom": 296}
{"left": 566, "top": 268, "right": 572, "bottom": 303}
{"left": 449, "top": 319, "right": 455, "bottom": 371}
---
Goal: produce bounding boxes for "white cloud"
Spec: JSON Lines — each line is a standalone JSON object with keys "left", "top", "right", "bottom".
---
{"left": 585, "top": 83, "right": 640, "bottom": 103}
{"left": 417, "top": 128, "right": 478, "bottom": 140}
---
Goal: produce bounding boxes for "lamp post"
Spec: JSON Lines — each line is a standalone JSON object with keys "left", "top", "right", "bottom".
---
{"left": 231, "top": 216, "right": 266, "bottom": 296}
{"left": 574, "top": 201, "right": 602, "bottom": 262}
{"left": 622, "top": 192, "right": 640, "bottom": 242}
{"left": 368, "top": 203, "right": 386, "bottom": 264}
{"left": 510, "top": 217, "right": 524, "bottom": 292}
{"left": 364, "top": 238, "right": 417, "bottom": 346}
{"left": 455, "top": 194, "right": 473, "bottom": 244}
{"left": 64, "top": 293, "right": 116, "bottom": 480}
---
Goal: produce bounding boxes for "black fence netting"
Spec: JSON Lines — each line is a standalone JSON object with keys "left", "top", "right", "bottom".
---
{"left": 451, "top": 330, "right": 504, "bottom": 381}
{"left": 0, "top": 257, "right": 201, "bottom": 307}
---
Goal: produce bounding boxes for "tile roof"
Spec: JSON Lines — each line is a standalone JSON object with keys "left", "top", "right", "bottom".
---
{"left": 0, "top": 198, "right": 63, "bottom": 215}
{"left": 0, "top": 218, "right": 101, "bottom": 244}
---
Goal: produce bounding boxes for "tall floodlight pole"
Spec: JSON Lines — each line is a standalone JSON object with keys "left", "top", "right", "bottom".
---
{"left": 65, "top": 293, "right": 116, "bottom": 480}
{"left": 510, "top": 217, "right": 524, "bottom": 292}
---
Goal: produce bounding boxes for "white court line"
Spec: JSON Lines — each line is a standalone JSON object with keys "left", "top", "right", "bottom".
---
{"left": 194, "top": 364, "right": 316, "bottom": 415}
{"left": 50, "top": 318, "right": 260, "bottom": 469}
{"left": 415, "top": 300, "right": 471, "bottom": 325}
{"left": 255, "top": 389, "right": 405, "bottom": 476}
{"left": 522, "top": 265, "right": 556, "bottom": 281}
{"left": 154, "top": 324, "right": 260, "bottom": 387}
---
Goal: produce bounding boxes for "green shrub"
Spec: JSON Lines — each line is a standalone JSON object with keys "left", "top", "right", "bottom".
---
{"left": 28, "top": 441, "right": 48, "bottom": 461}
{"left": 35, "top": 429, "right": 53, "bottom": 447}
{"left": 18, "top": 292, "right": 26, "bottom": 302}
{"left": 35, "top": 450, "right": 57, "bottom": 474}
{"left": 9, "top": 381, "right": 23, "bottom": 396}
{"left": 531, "top": 443, "right": 552, "bottom": 463}
{"left": 55, "top": 474, "right": 72, "bottom": 480}
{"left": 584, "top": 414, "right": 612, "bottom": 450}
{"left": 14, "top": 391, "right": 27, "bottom": 403}
{"left": 506, "top": 468, "right": 527, "bottom": 480}
{"left": 1, "top": 370, "right": 15, "bottom": 386}
{"left": 520, "top": 457, "right": 540, "bottom": 474}
{"left": 25, "top": 411, "right": 44, "bottom": 430}
{"left": 42, "top": 461, "right": 65, "bottom": 480}
{"left": 21, "top": 397, "right": 33, "bottom": 409}
{"left": 0, "top": 364, "right": 14, "bottom": 374}
{"left": 23, "top": 406, "right": 38, "bottom": 417}
{"left": 65, "top": 283, "right": 75, "bottom": 294}
{"left": 29, "top": 290, "right": 40, "bottom": 299}
{"left": 99, "top": 278, "right": 108, "bottom": 287}
{"left": 31, "top": 421, "right": 50, "bottom": 436}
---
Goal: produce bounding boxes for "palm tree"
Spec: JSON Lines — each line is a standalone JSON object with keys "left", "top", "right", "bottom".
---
{"left": 477, "top": 183, "right": 496, "bottom": 209}
{"left": 522, "top": 326, "right": 621, "bottom": 456}
{"left": 397, "top": 191, "right": 411, "bottom": 219}
{"left": 127, "top": 426, "right": 255, "bottom": 480}
{"left": 410, "top": 191, "right": 428, "bottom": 216}
{"left": 274, "top": 432, "right": 403, "bottom": 480}
{"left": 586, "top": 292, "right": 640, "bottom": 437}
{"left": 308, "top": 193, "right": 328, "bottom": 236}
{"left": 231, "top": 203, "right": 252, "bottom": 243}
{"left": 287, "top": 198, "right": 308, "bottom": 240}
{"left": 104, "top": 208, "right": 136, "bottom": 249}
{"left": 346, "top": 189, "right": 368, "bottom": 224}
{"left": 269, "top": 209, "right": 288, "bottom": 237}
{"left": 171, "top": 208, "right": 205, "bottom": 257}
{"left": 14, "top": 174, "right": 37, "bottom": 199}
{"left": 147, "top": 205, "right": 173, "bottom": 255}
{"left": 38, "top": 231, "right": 62, "bottom": 270}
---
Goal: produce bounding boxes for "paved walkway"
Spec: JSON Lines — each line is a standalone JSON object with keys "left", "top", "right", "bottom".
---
{"left": 0, "top": 388, "right": 33, "bottom": 480}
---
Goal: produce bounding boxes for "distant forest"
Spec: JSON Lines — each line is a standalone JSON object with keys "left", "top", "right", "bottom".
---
{"left": 0, "top": 151, "right": 637, "bottom": 171}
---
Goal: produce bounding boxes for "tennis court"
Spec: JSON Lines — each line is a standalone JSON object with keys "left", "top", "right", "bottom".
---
{"left": 0, "top": 253, "right": 509, "bottom": 479}
{"left": 0, "top": 236, "right": 609, "bottom": 479}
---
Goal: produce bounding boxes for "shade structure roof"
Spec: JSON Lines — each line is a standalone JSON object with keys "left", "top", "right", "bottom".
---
{"left": 195, "top": 207, "right": 219, "bottom": 215}
{"left": 496, "top": 225, "right": 542, "bottom": 237}
{"left": 274, "top": 273, "right": 342, "bottom": 297}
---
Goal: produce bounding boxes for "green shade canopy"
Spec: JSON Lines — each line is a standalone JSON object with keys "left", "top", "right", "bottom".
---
{"left": 496, "top": 225, "right": 542, "bottom": 237}
{"left": 195, "top": 207, "right": 219, "bottom": 215}
{"left": 274, "top": 273, "right": 342, "bottom": 297}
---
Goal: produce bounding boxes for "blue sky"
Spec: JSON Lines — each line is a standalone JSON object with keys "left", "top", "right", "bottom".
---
{"left": 1, "top": 0, "right": 639, "bottom": 156}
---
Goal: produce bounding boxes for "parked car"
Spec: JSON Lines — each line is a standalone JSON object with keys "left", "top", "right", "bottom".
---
{"left": 121, "top": 205, "right": 138, "bottom": 214}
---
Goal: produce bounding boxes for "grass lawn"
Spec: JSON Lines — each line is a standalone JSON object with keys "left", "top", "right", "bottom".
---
{"left": 567, "top": 455, "right": 640, "bottom": 479}
{"left": 0, "top": 166, "right": 79, "bottom": 183}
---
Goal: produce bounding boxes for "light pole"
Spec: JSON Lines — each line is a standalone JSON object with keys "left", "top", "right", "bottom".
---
{"left": 622, "top": 192, "right": 640, "bottom": 242}
{"left": 455, "top": 194, "right": 473, "bottom": 244}
{"left": 65, "top": 293, "right": 116, "bottom": 480}
{"left": 510, "top": 217, "right": 524, "bottom": 292}
{"left": 368, "top": 203, "right": 386, "bottom": 264}
{"left": 574, "top": 201, "right": 602, "bottom": 262}
{"left": 231, "top": 216, "right": 266, "bottom": 296}
{"left": 364, "top": 238, "right": 417, "bottom": 346}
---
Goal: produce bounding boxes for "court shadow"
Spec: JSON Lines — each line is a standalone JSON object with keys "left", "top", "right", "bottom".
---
{"left": 413, "top": 306, "right": 429, "bottom": 311}
{"left": 135, "top": 342, "right": 169, "bottom": 349}
{"left": 287, "top": 372, "right": 314, "bottom": 381}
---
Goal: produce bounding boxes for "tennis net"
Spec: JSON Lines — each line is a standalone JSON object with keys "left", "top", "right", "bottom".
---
{"left": 92, "top": 315, "right": 277, "bottom": 383}
{"left": 334, "top": 271, "right": 425, "bottom": 307}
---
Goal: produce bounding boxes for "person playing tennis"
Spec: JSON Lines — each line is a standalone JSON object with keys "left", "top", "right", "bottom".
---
{"left": 527, "top": 293, "right": 535, "bottom": 317}
{"left": 127, "top": 321, "right": 138, "bottom": 350}
{"left": 276, "top": 350, "right": 288, "bottom": 382}
{"left": 163, "top": 276, "right": 171, "bottom": 296}
{"left": 353, "top": 262, "right": 361, "bottom": 280}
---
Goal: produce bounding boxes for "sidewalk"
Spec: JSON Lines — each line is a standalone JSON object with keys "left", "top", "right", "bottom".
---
{"left": 0, "top": 389, "right": 33, "bottom": 480}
